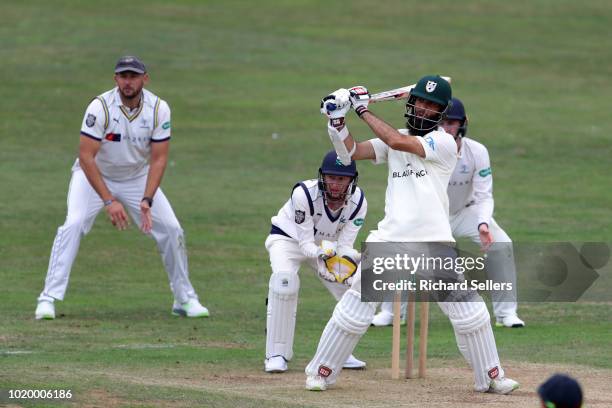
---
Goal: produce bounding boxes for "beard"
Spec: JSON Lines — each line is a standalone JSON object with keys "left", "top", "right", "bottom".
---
{"left": 119, "top": 85, "right": 143, "bottom": 100}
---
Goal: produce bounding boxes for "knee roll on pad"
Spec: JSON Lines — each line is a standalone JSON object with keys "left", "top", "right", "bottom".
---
{"left": 332, "top": 289, "right": 374, "bottom": 335}
{"left": 449, "top": 302, "right": 490, "bottom": 335}
{"left": 269, "top": 272, "right": 300, "bottom": 298}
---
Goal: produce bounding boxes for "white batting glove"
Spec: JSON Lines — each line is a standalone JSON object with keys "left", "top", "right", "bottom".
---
{"left": 349, "top": 85, "right": 370, "bottom": 117}
{"left": 320, "top": 88, "right": 351, "bottom": 129}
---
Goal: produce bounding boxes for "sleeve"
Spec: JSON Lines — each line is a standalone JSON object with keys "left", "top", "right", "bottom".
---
{"left": 152, "top": 99, "right": 171, "bottom": 142}
{"left": 369, "top": 138, "right": 389, "bottom": 164}
{"left": 80, "top": 98, "right": 107, "bottom": 141}
{"left": 471, "top": 144, "right": 494, "bottom": 227}
{"left": 291, "top": 187, "right": 320, "bottom": 259}
{"left": 417, "top": 130, "right": 457, "bottom": 171}
{"left": 337, "top": 191, "right": 367, "bottom": 253}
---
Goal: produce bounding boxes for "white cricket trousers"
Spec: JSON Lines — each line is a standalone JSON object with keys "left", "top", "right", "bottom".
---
{"left": 38, "top": 168, "right": 199, "bottom": 304}
{"left": 450, "top": 207, "right": 518, "bottom": 318}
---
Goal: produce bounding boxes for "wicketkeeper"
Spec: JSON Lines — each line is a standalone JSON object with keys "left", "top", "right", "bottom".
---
{"left": 264, "top": 150, "right": 367, "bottom": 373}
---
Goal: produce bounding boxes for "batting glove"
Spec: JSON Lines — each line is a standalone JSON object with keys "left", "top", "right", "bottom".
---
{"left": 349, "top": 85, "right": 370, "bottom": 117}
{"left": 320, "top": 88, "right": 351, "bottom": 129}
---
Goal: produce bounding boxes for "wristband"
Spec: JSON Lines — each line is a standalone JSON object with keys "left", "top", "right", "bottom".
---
{"left": 355, "top": 106, "right": 369, "bottom": 117}
{"left": 142, "top": 197, "right": 153, "bottom": 207}
{"left": 103, "top": 199, "right": 114, "bottom": 207}
{"left": 329, "top": 117, "right": 345, "bottom": 129}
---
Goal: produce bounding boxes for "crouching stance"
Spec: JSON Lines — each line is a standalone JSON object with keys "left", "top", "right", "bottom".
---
{"left": 265, "top": 151, "right": 367, "bottom": 373}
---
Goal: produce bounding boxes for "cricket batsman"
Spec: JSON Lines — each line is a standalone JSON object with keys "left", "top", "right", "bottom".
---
{"left": 372, "top": 97, "right": 525, "bottom": 329}
{"left": 305, "top": 76, "right": 518, "bottom": 394}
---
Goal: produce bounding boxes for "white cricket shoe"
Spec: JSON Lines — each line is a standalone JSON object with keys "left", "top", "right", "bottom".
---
{"left": 35, "top": 300, "right": 55, "bottom": 320}
{"left": 371, "top": 310, "right": 405, "bottom": 327}
{"left": 172, "top": 299, "right": 209, "bottom": 318}
{"left": 371, "top": 310, "right": 393, "bottom": 326}
{"left": 486, "top": 377, "right": 520, "bottom": 395}
{"left": 306, "top": 375, "right": 327, "bottom": 391}
{"left": 495, "top": 314, "right": 525, "bottom": 328}
{"left": 264, "top": 356, "right": 288, "bottom": 373}
{"left": 343, "top": 354, "right": 366, "bottom": 369}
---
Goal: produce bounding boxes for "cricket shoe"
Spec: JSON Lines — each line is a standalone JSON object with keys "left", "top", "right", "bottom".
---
{"left": 486, "top": 377, "right": 520, "bottom": 395}
{"left": 343, "top": 354, "right": 366, "bottom": 369}
{"left": 495, "top": 314, "right": 525, "bottom": 328}
{"left": 306, "top": 375, "right": 328, "bottom": 391}
{"left": 172, "top": 299, "right": 209, "bottom": 318}
{"left": 264, "top": 356, "right": 288, "bottom": 373}
{"left": 371, "top": 310, "right": 405, "bottom": 327}
{"left": 35, "top": 300, "right": 55, "bottom": 320}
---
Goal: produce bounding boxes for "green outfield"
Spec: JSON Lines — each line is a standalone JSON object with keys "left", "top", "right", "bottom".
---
{"left": 1, "top": 1, "right": 611, "bottom": 407}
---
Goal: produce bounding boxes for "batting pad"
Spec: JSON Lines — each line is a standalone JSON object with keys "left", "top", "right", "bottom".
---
{"left": 442, "top": 300, "right": 504, "bottom": 391}
{"left": 305, "top": 289, "right": 375, "bottom": 384}
{"left": 266, "top": 272, "right": 299, "bottom": 360}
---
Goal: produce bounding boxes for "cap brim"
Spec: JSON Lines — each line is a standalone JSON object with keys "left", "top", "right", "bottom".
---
{"left": 114, "top": 67, "right": 146, "bottom": 74}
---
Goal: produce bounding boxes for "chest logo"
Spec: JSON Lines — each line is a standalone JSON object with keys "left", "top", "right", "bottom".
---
{"left": 295, "top": 210, "right": 305, "bottom": 224}
{"left": 460, "top": 164, "right": 469, "bottom": 174}
{"left": 105, "top": 133, "right": 122, "bottom": 142}
{"left": 353, "top": 218, "right": 364, "bottom": 226}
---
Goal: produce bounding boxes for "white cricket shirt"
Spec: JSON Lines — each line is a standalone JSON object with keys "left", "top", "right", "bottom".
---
{"left": 369, "top": 129, "right": 457, "bottom": 242}
{"left": 271, "top": 179, "right": 368, "bottom": 258}
{"left": 75, "top": 87, "right": 171, "bottom": 181}
{"left": 447, "top": 137, "right": 494, "bottom": 227}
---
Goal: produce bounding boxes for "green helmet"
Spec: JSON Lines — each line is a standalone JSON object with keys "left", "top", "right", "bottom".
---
{"left": 404, "top": 75, "right": 452, "bottom": 136}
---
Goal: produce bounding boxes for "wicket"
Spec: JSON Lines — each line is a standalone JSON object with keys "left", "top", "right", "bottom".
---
{"left": 391, "top": 291, "right": 430, "bottom": 379}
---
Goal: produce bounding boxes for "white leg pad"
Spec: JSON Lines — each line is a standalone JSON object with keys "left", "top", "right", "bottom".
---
{"left": 305, "top": 289, "right": 375, "bottom": 384}
{"left": 441, "top": 300, "right": 504, "bottom": 391}
{"left": 266, "top": 272, "right": 300, "bottom": 360}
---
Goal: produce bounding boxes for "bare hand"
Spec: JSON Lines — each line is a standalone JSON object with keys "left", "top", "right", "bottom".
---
{"left": 478, "top": 224, "right": 494, "bottom": 252}
{"left": 140, "top": 200, "right": 153, "bottom": 233}
{"left": 105, "top": 201, "right": 129, "bottom": 230}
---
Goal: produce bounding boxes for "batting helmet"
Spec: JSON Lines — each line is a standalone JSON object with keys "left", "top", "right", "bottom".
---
{"left": 446, "top": 97, "right": 468, "bottom": 137}
{"left": 405, "top": 75, "right": 452, "bottom": 136}
{"left": 318, "top": 150, "right": 358, "bottom": 202}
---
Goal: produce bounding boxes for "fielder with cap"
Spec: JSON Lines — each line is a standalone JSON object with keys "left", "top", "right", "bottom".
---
{"left": 372, "top": 97, "right": 525, "bottom": 329}
{"left": 264, "top": 150, "right": 367, "bottom": 373}
{"left": 35, "top": 56, "right": 208, "bottom": 319}
{"left": 306, "top": 76, "right": 518, "bottom": 393}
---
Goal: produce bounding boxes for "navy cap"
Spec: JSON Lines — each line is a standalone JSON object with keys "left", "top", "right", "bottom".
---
{"left": 320, "top": 150, "right": 357, "bottom": 177}
{"left": 114, "top": 56, "right": 146, "bottom": 74}
{"left": 446, "top": 97, "right": 466, "bottom": 121}
{"left": 538, "top": 374, "right": 583, "bottom": 408}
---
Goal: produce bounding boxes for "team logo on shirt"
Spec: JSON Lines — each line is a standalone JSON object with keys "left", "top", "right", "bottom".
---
{"left": 162, "top": 121, "right": 171, "bottom": 130}
{"left": 479, "top": 167, "right": 492, "bottom": 177}
{"left": 460, "top": 164, "right": 469, "bottom": 174}
{"left": 295, "top": 210, "right": 305, "bottom": 224}
{"left": 353, "top": 218, "right": 364, "bottom": 226}
{"left": 424, "top": 135, "right": 435, "bottom": 150}
{"left": 86, "top": 114, "right": 96, "bottom": 127}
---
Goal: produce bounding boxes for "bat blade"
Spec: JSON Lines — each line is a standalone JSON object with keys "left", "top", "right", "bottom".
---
{"left": 370, "top": 76, "right": 451, "bottom": 103}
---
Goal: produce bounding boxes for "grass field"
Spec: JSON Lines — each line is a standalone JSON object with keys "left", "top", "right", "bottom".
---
{"left": 1, "top": 1, "right": 611, "bottom": 407}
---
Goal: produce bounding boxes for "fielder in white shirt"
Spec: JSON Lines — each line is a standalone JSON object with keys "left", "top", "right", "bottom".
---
{"left": 35, "top": 56, "right": 208, "bottom": 320}
{"left": 305, "top": 76, "right": 518, "bottom": 394}
{"left": 265, "top": 151, "right": 368, "bottom": 373}
{"left": 372, "top": 97, "right": 524, "bottom": 328}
